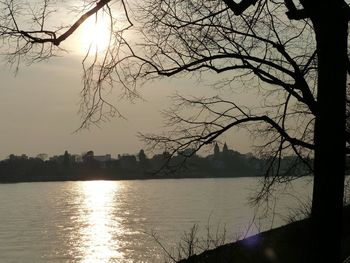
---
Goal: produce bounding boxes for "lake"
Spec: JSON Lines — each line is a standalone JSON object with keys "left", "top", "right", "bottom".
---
{"left": 0, "top": 177, "right": 312, "bottom": 262}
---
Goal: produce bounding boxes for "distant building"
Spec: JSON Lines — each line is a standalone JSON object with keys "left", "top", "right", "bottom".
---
{"left": 82, "top": 151, "right": 94, "bottom": 162}
{"left": 73, "top": 154, "right": 83, "bottom": 163}
{"left": 178, "top": 148, "right": 196, "bottom": 157}
{"left": 119, "top": 154, "right": 137, "bottom": 170}
{"left": 49, "top": 152, "right": 76, "bottom": 164}
{"left": 49, "top": 155, "right": 60, "bottom": 162}
{"left": 214, "top": 143, "right": 220, "bottom": 158}
{"left": 223, "top": 142, "right": 229, "bottom": 156}
{"left": 8, "top": 154, "right": 28, "bottom": 161}
{"left": 93, "top": 154, "right": 112, "bottom": 162}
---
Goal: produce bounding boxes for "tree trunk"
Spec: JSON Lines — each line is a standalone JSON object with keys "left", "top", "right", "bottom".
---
{"left": 309, "top": 2, "right": 348, "bottom": 263}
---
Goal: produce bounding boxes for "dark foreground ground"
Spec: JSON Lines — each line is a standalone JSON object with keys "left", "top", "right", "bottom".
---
{"left": 179, "top": 205, "right": 350, "bottom": 263}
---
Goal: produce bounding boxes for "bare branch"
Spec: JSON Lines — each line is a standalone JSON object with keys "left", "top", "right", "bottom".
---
{"left": 222, "top": 0, "right": 259, "bottom": 15}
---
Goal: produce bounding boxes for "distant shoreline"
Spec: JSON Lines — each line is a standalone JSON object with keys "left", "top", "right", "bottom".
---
{"left": 0, "top": 173, "right": 264, "bottom": 184}
{"left": 0, "top": 148, "right": 310, "bottom": 184}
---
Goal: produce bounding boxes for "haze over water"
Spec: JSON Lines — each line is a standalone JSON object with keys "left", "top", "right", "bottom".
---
{"left": 0, "top": 178, "right": 312, "bottom": 262}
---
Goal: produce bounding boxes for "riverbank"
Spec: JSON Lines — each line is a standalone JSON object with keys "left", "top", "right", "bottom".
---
{"left": 179, "top": 205, "right": 350, "bottom": 263}
{"left": 0, "top": 173, "right": 264, "bottom": 183}
{"left": 0, "top": 162, "right": 263, "bottom": 183}
{"left": 0, "top": 151, "right": 310, "bottom": 183}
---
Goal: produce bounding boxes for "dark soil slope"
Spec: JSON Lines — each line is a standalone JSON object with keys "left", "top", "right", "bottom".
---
{"left": 179, "top": 206, "right": 350, "bottom": 263}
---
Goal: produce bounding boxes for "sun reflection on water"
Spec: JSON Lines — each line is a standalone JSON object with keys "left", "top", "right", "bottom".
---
{"left": 80, "top": 181, "right": 123, "bottom": 263}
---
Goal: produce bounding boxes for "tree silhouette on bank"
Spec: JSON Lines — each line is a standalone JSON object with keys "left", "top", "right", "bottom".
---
{"left": 0, "top": 0, "right": 349, "bottom": 262}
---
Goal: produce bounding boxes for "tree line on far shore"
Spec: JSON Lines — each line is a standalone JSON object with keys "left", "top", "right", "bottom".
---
{"left": 0, "top": 144, "right": 311, "bottom": 183}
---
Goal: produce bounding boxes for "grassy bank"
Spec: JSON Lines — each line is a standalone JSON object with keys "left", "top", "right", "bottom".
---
{"left": 178, "top": 205, "right": 350, "bottom": 263}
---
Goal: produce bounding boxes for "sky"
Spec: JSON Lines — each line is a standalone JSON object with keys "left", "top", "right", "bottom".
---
{"left": 0, "top": 5, "right": 255, "bottom": 160}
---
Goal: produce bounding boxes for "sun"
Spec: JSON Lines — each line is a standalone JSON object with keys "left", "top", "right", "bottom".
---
{"left": 80, "top": 14, "right": 111, "bottom": 53}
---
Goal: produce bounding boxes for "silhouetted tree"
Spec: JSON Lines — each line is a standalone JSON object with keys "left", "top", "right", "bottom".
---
{"left": 134, "top": 2, "right": 348, "bottom": 262}
{"left": 63, "top": 150, "right": 70, "bottom": 167}
{"left": 0, "top": 1, "right": 349, "bottom": 262}
{"left": 8, "top": 154, "right": 16, "bottom": 161}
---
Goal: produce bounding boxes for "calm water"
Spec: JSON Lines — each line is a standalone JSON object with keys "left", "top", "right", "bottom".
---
{"left": 0, "top": 178, "right": 312, "bottom": 263}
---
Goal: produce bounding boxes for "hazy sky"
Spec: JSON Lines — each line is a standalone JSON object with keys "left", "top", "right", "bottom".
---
{"left": 0, "top": 9, "right": 255, "bottom": 160}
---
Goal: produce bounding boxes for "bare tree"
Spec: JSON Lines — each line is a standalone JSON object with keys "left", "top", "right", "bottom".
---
{"left": 0, "top": 0, "right": 349, "bottom": 262}
{"left": 134, "top": 2, "right": 349, "bottom": 261}
{"left": 141, "top": 93, "right": 314, "bottom": 194}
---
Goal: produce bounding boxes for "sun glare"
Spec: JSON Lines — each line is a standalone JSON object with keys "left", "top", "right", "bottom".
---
{"left": 80, "top": 14, "right": 110, "bottom": 53}
{"left": 80, "top": 181, "right": 124, "bottom": 262}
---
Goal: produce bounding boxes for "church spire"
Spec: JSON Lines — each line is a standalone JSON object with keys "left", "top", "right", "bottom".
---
{"left": 223, "top": 142, "right": 229, "bottom": 154}
{"left": 214, "top": 143, "right": 220, "bottom": 157}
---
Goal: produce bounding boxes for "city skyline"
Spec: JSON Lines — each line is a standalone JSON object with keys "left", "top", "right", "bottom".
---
{"left": 0, "top": 3, "right": 259, "bottom": 161}
{"left": 0, "top": 55, "right": 254, "bottom": 160}
{"left": 1, "top": 141, "right": 253, "bottom": 161}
